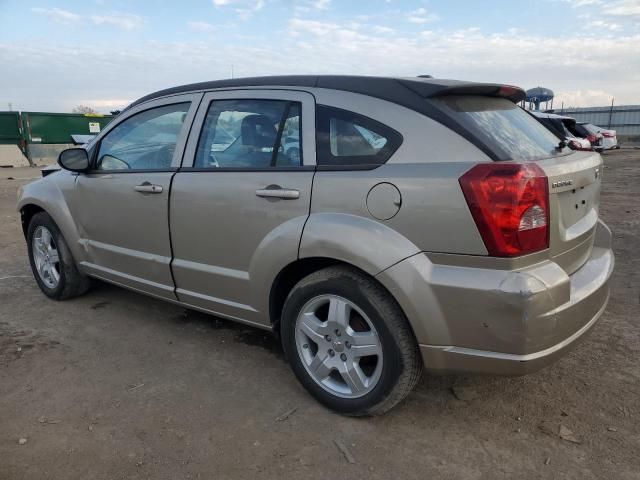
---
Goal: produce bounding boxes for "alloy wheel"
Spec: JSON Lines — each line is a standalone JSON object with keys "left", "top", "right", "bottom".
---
{"left": 295, "top": 294, "right": 383, "bottom": 399}
{"left": 32, "top": 226, "right": 61, "bottom": 289}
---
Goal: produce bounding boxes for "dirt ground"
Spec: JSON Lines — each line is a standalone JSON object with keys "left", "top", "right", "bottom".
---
{"left": 1, "top": 149, "right": 638, "bottom": 480}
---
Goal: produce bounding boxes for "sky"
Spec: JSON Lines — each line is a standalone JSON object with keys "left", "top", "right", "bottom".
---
{"left": 1, "top": 0, "right": 639, "bottom": 113}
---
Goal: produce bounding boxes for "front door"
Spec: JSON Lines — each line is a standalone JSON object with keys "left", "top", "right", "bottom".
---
{"left": 72, "top": 94, "right": 201, "bottom": 299}
{"left": 170, "top": 89, "right": 316, "bottom": 325}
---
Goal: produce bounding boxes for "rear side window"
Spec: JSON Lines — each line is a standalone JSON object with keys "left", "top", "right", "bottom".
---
{"left": 316, "top": 105, "right": 402, "bottom": 167}
{"left": 432, "top": 96, "right": 565, "bottom": 161}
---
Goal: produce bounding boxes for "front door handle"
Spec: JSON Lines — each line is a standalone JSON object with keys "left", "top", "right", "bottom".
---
{"left": 134, "top": 182, "right": 163, "bottom": 194}
{"left": 255, "top": 186, "right": 300, "bottom": 200}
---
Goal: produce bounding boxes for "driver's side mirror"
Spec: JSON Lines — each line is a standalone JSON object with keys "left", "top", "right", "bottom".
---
{"left": 58, "top": 148, "right": 89, "bottom": 172}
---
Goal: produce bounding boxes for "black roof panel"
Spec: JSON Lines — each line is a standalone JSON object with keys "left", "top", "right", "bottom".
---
{"left": 129, "top": 75, "right": 525, "bottom": 109}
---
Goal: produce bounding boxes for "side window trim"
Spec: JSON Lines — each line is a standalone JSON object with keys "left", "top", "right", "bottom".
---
{"left": 181, "top": 89, "right": 316, "bottom": 170}
{"left": 86, "top": 93, "right": 203, "bottom": 173}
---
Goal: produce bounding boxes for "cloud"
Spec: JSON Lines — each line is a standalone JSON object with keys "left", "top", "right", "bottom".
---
{"left": 81, "top": 98, "right": 132, "bottom": 109}
{"left": 212, "top": 0, "right": 265, "bottom": 19}
{"left": 188, "top": 21, "right": 216, "bottom": 32}
{"left": 603, "top": 0, "right": 640, "bottom": 20}
{"left": 289, "top": 18, "right": 341, "bottom": 36}
{"left": 372, "top": 25, "right": 394, "bottom": 34}
{"left": 570, "top": 0, "right": 640, "bottom": 24}
{"left": 91, "top": 12, "right": 144, "bottom": 30}
{"left": 31, "top": 7, "right": 80, "bottom": 23}
{"left": 31, "top": 7, "right": 145, "bottom": 30}
{"left": 565, "top": 0, "right": 602, "bottom": 7}
{"left": 407, "top": 7, "right": 439, "bottom": 24}
{"left": 311, "top": 0, "right": 331, "bottom": 9}
{"left": 1, "top": 24, "right": 639, "bottom": 112}
{"left": 554, "top": 90, "right": 615, "bottom": 108}
{"left": 584, "top": 19, "right": 622, "bottom": 30}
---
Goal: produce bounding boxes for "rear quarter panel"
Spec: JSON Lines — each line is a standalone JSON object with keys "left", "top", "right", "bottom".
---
{"left": 301, "top": 89, "right": 489, "bottom": 275}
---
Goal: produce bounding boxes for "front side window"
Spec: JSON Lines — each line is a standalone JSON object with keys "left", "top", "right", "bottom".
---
{"left": 96, "top": 103, "right": 190, "bottom": 171}
{"left": 195, "top": 99, "right": 302, "bottom": 168}
{"left": 316, "top": 105, "right": 402, "bottom": 167}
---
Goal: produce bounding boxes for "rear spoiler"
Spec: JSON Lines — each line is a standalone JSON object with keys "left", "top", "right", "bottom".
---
{"left": 399, "top": 80, "right": 526, "bottom": 103}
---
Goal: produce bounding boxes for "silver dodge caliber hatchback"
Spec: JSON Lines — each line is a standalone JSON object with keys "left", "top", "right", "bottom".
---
{"left": 18, "top": 76, "right": 614, "bottom": 415}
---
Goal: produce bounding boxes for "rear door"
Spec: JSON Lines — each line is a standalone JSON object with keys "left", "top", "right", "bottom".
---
{"left": 73, "top": 94, "right": 201, "bottom": 299}
{"left": 170, "top": 89, "right": 316, "bottom": 325}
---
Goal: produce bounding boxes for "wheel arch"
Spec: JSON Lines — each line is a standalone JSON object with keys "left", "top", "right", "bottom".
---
{"left": 18, "top": 189, "right": 86, "bottom": 265}
{"left": 20, "top": 203, "right": 45, "bottom": 238}
{"left": 269, "top": 257, "right": 420, "bottom": 346}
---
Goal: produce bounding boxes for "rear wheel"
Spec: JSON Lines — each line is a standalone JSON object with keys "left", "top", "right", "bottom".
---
{"left": 281, "top": 266, "right": 422, "bottom": 415}
{"left": 27, "top": 212, "right": 90, "bottom": 300}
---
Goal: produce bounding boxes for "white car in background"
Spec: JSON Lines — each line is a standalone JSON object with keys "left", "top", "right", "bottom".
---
{"left": 530, "top": 111, "right": 592, "bottom": 151}
{"left": 580, "top": 123, "right": 618, "bottom": 150}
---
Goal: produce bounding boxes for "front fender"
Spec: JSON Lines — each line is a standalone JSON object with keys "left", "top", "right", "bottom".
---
{"left": 17, "top": 172, "right": 85, "bottom": 263}
{"left": 299, "top": 213, "right": 421, "bottom": 276}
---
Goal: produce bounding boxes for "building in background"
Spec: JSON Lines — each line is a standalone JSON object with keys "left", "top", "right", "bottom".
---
{"left": 557, "top": 105, "right": 640, "bottom": 144}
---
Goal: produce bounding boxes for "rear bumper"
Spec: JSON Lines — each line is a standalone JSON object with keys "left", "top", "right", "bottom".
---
{"left": 602, "top": 138, "right": 618, "bottom": 150}
{"left": 376, "top": 220, "right": 614, "bottom": 375}
{"left": 418, "top": 291, "right": 608, "bottom": 375}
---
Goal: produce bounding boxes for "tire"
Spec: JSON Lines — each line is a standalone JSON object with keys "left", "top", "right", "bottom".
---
{"left": 27, "top": 212, "right": 91, "bottom": 300}
{"left": 281, "top": 266, "right": 423, "bottom": 416}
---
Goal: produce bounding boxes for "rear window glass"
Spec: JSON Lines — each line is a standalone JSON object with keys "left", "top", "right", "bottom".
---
{"left": 433, "top": 96, "right": 566, "bottom": 161}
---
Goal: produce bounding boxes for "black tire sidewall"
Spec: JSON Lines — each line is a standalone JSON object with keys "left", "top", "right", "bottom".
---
{"left": 281, "top": 271, "right": 405, "bottom": 415}
{"left": 27, "top": 212, "right": 70, "bottom": 299}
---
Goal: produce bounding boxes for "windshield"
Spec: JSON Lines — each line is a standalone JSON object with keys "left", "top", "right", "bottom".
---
{"left": 432, "top": 96, "right": 567, "bottom": 161}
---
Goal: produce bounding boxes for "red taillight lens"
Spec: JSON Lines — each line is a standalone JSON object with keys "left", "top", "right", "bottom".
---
{"left": 459, "top": 163, "right": 549, "bottom": 257}
{"left": 586, "top": 134, "right": 597, "bottom": 143}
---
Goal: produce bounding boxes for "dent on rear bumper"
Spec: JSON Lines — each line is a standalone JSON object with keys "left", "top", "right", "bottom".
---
{"left": 376, "top": 220, "right": 614, "bottom": 375}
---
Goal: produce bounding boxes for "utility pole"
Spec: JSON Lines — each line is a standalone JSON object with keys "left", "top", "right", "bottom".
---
{"left": 231, "top": 64, "right": 234, "bottom": 79}
{"left": 608, "top": 97, "right": 614, "bottom": 129}
{"left": 8, "top": 102, "right": 12, "bottom": 111}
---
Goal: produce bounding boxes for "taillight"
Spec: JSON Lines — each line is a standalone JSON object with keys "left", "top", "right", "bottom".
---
{"left": 586, "top": 134, "right": 597, "bottom": 143}
{"left": 459, "top": 163, "right": 549, "bottom": 257}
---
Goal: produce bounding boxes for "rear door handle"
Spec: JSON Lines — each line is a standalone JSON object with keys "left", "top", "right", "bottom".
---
{"left": 134, "top": 182, "right": 163, "bottom": 194}
{"left": 255, "top": 187, "right": 300, "bottom": 200}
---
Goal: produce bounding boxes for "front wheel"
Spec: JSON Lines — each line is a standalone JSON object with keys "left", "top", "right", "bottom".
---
{"left": 27, "top": 212, "right": 91, "bottom": 300}
{"left": 281, "top": 266, "right": 423, "bottom": 416}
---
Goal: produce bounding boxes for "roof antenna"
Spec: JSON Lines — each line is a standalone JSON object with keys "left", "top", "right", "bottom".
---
{"left": 417, "top": 74, "right": 433, "bottom": 78}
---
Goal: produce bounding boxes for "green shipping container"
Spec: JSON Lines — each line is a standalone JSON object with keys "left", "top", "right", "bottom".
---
{"left": 23, "top": 112, "right": 113, "bottom": 144}
{"left": 0, "top": 112, "right": 23, "bottom": 145}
